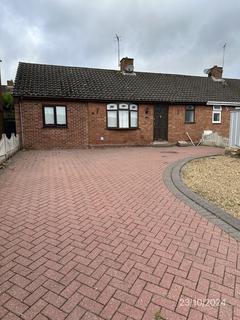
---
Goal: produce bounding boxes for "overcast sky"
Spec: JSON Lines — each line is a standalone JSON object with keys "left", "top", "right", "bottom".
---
{"left": 1, "top": 0, "right": 240, "bottom": 83}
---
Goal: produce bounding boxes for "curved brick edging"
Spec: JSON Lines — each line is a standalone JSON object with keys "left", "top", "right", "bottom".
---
{"left": 163, "top": 154, "right": 240, "bottom": 240}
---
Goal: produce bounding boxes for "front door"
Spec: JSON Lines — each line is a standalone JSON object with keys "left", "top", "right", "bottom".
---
{"left": 154, "top": 105, "right": 168, "bottom": 141}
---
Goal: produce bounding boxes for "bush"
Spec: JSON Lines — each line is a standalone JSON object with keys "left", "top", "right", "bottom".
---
{"left": 2, "top": 92, "right": 13, "bottom": 111}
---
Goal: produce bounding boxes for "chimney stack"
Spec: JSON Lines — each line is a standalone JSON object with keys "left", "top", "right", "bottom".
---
{"left": 7, "top": 80, "right": 14, "bottom": 87}
{"left": 120, "top": 57, "right": 134, "bottom": 73}
{"left": 6, "top": 80, "right": 14, "bottom": 93}
{"left": 207, "top": 65, "right": 223, "bottom": 79}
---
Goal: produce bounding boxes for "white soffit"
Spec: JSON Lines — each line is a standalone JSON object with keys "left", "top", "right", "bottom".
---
{"left": 207, "top": 101, "right": 240, "bottom": 106}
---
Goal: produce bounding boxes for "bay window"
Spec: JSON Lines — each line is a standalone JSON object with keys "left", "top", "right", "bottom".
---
{"left": 107, "top": 103, "right": 138, "bottom": 129}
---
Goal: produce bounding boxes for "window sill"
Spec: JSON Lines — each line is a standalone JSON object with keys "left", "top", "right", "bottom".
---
{"left": 212, "top": 122, "right": 222, "bottom": 124}
{"left": 43, "top": 125, "right": 68, "bottom": 129}
{"left": 107, "top": 127, "right": 139, "bottom": 130}
{"left": 185, "top": 122, "right": 195, "bottom": 124}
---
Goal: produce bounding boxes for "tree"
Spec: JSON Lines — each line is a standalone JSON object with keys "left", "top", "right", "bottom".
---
{"left": 0, "top": 92, "right": 14, "bottom": 135}
{"left": 2, "top": 92, "right": 14, "bottom": 111}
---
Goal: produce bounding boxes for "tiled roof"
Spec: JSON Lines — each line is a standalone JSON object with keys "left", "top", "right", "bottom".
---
{"left": 13, "top": 62, "right": 240, "bottom": 103}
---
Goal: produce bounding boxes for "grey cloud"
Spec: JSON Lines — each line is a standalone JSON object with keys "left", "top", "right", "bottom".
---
{"left": 1, "top": 0, "right": 240, "bottom": 83}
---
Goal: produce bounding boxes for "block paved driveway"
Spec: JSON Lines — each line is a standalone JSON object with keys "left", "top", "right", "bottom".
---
{"left": 0, "top": 147, "right": 240, "bottom": 320}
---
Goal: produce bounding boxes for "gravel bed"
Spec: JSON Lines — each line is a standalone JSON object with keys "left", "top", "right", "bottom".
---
{"left": 181, "top": 155, "right": 240, "bottom": 217}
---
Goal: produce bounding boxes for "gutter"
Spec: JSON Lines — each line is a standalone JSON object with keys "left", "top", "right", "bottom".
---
{"left": 13, "top": 95, "right": 208, "bottom": 106}
{"left": 207, "top": 101, "right": 240, "bottom": 106}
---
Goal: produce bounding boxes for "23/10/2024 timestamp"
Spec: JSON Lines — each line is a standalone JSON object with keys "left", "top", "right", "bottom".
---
{"left": 179, "top": 298, "right": 226, "bottom": 307}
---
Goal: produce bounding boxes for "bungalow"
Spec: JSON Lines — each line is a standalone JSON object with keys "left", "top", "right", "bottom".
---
{"left": 13, "top": 58, "right": 240, "bottom": 149}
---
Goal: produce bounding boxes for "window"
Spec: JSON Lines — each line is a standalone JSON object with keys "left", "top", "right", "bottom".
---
{"left": 43, "top": 105, "right": 67, "bottom": 127}
{"left": 44, "top": 107, "right": 54, "bottom": 125}
{"left": 107, "top": 103, "right": 138, "bottom": 129}
{"left": 212, "top": 105, "right": 222, "bottom": 123}
{"left": 185, "top": 106, "right": 195, "bottom": 123}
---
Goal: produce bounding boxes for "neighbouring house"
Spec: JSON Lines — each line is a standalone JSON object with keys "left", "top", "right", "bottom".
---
{"left": 13, "top": 58, "right": 240, "bottom": 149}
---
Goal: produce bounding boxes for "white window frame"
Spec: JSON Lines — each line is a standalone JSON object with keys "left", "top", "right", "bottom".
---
{"left": 212, "top": 105, "right": 222, "bottom": 124}
{"left": 106, "top": 103, "right": 138, "bottom": 129}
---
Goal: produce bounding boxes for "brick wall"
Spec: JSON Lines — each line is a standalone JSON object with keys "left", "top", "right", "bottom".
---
{"left": 168, "top": 105, "right": 232, "bottom": 143}
{"left": 15, "top": 100, "right": 232, "bottom": 148}
{"left": 15, "top": 100, "right": 88, "bottom": 149}
{"left": 88, "top": 103, "right": 154, "bottom": 145}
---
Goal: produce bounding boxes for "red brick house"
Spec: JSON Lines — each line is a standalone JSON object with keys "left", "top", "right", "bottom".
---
{"left": 13, "top": 58, "right": 240, "bottom": 149}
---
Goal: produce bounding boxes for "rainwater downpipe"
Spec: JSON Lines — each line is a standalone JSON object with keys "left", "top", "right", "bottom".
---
{"left": 19, "top": 96, "right": 24, "bottom": 148}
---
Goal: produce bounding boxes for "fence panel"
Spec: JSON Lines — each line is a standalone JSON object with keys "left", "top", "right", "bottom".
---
{"left": 0, "top": 134, "right": 20, "bottom": 165}
{"left": 229, "top": 111, "right": 240, "bottom": 147}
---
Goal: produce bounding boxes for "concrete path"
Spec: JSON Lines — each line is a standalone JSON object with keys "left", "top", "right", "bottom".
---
{"left": 0, "top": 147, "right": 239, "bottom": 320}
